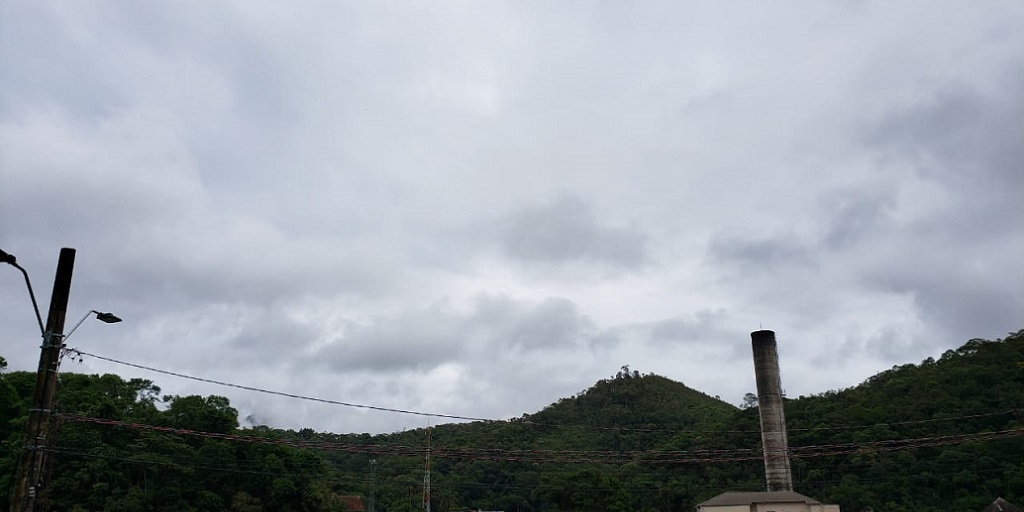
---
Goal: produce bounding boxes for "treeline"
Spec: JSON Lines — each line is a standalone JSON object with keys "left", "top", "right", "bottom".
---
{"left": 0, "top": 368, "right": 345, "bottom": 512}
{"left": 1, "top": 330, "right": 1023, "bottom": 512}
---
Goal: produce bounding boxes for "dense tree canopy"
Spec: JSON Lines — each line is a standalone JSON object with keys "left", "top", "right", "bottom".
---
{"left": 2, "top": 330, "right": 1022, "bottom": 511}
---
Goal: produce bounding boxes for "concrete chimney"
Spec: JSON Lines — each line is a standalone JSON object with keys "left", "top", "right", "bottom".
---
{"left": 751, "top": 330, "right": 793, "bottom": 492}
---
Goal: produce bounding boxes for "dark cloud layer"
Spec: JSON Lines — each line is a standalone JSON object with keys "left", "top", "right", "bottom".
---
{"left": 313, "top": 294, "right": 597, "bottom": 373}
{"left": 2, "top": 2, "right": 1022, "bottom": 434}
{"left": 498, "top": 196, "right": 648, "bottom": 268}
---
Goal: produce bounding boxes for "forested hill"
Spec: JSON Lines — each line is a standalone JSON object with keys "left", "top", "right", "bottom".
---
{"left": 779, "top": 331, "right": 1024, "bottom": 509}
{"left": 1, "top": 330, "right": 1022, "bottom": 512}
{"left": 531, "top": 368, "right": 737, "bottom": 430}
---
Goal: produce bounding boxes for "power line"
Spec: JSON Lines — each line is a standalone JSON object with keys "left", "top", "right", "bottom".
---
{"left": 56, "top": 413, "right": 1024, "bottom": 465}
{"left": 66, "top": 348, "right": 1023, "bottom": 436}
{"left": 43, "top": 442, "right": 1024, "bottom": 496}
{"left": 45, "top": 414, "right": 1024, "bottom": 503}
{"left": 783, "top": 409, "right": 1021, "bottom": 433}
{"left": 42, "top": 446, "right": 315, "bottom": 478}
{"left": 67, "top": 348, "right": 494, "bottom": 423}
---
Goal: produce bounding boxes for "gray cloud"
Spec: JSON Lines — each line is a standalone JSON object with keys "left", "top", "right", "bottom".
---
{"left": 314, "top": 305, "right": 465, "bottom": 373}
{"left": 843, "top": 70, "right": 1024, "bottom": 345}
{"left": 495, "top": 195, "right": 648, "bottom": 268}
{"left": 706, "top": 232, "right": 816, "bottom": 276}
{"left": 821, "top": 189, "right": 897, "bottom": 251}
{"left": 311, "top": 294, "right": 599, "bottom": 374}
{"left": 470, "top": 295, "right": 595, "bottom": 351}
{"left": 2, "top": 1, "right": 1022, "bottom": 433}
{"left": 858, "top": 247, "right": 1022, "bottom": 344}
{"left": 645, "top": 309, "right": 733, "bottom": 346}
{"left": 861, "top": 77, "right": 1024, "bottom": 223}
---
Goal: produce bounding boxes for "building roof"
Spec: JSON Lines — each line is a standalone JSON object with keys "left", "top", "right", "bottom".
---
{"left": 697, "top": 491, "right": 823, "bottom": 507}
{"left": 981, "top": 497, "right": 1023, "bottom": 512}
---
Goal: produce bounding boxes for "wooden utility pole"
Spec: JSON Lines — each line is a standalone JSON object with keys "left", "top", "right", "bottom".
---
{"left": 10, "top": 248, "right": 75, "bottom": 512}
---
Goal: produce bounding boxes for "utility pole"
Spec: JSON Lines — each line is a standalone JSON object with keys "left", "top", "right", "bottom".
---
{"left": 368, "top": 458, "right": 377, "bottom": 512}
{"left": 422, "top": 427, "right": 431, "bottom": 512}
{"left": 10, "top": 248, "right": 76, "bottom": 512}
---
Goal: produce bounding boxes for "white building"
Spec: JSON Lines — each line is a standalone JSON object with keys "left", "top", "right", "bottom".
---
{"left": 696, "top": 491, "right": 840, "bottom": 512}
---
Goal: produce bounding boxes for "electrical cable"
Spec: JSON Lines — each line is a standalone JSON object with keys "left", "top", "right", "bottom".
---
{"left": 56, "top": 413, "right": 1024, "bottom": 465}
{"left": 66, "top": 348, "right": 1023, "bottom": 436}
{"left": 68, "top": 348, "right": 494, "bottom": 423}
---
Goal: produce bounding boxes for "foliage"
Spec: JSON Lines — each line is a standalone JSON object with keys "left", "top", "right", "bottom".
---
{"left": 1, "top": 330, "right": 1022, "bottom": 511}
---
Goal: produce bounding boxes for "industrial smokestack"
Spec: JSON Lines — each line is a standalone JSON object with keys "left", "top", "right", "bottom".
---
{"left": 751, "top": 330, "right": 793, "bottom": 492}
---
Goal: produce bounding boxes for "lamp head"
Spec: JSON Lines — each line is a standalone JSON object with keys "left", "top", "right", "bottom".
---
{"left": 94, "top": 312, "right": 122, "bottom": 324}
{"left": 0, "top": 247, "right": 16, "bottom": 265}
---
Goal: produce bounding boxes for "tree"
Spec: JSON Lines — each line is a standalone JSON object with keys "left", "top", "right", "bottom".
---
{"left": 740, "top": 392, "right": 758, "bottom": 409}
{"left": 164, "top": 394, "right": 239, "bottom": 433}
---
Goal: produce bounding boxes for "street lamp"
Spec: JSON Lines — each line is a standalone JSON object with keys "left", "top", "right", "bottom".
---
{"left": 64, "top": 310, "right": 123, "bottom": 342}
{"left": 2, "top": 247, "right": 121, "bottom": 512}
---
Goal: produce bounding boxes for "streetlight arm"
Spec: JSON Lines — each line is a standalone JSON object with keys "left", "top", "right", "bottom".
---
{"left": 63, "top": 311, "right": 94, "bottom": 343}
{"left": 18, "top": 265, "right": 46, "bottom": 336}
{"left": 1, "top": 248, "right": 46, "bottom": 335}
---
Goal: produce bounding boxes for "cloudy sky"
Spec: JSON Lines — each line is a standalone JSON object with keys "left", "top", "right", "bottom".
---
{"left": 2, "top": 2, "right": 1022, "bottom": 435}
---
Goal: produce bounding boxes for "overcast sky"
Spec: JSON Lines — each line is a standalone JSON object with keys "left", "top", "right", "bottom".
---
{"left": 2, "top": 1, "right": 1022, "bottom": 435}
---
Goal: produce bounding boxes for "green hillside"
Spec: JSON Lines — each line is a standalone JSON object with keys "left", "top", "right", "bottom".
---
{"left": 783, "top": 333, "right": 1024, "bottom": 510}
{"left": 532, "top": 368, "right": 737, "bottom": 430}
{"left": 1, "top": 330, "right": 1022, "bottom": 511}
{"left": 361, "top": 369, "right": 740, "bottom": 512}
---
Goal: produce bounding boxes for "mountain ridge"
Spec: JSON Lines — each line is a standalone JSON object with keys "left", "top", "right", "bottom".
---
{"left": 1, "top": 330, "right": 1021, "bottom": 511}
